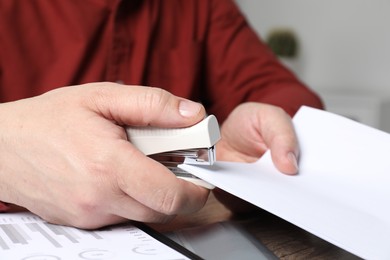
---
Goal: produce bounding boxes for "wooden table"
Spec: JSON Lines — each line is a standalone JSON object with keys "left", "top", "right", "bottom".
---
{"left": 150, "top": 193, "right": 361, "bottom": 259}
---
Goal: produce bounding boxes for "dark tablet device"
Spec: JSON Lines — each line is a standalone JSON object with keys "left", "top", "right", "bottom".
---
{"left": 164, "top": 221, "right": 278, "bottom": 260}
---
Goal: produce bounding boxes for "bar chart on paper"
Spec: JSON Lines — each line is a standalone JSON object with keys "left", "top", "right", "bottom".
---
{"left": 0, "top": 212, "right": 190, "bottom": 260}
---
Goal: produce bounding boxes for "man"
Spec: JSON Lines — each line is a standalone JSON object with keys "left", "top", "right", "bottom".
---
{"left": 0, "top": 0, "right": 323, "bottom": 228}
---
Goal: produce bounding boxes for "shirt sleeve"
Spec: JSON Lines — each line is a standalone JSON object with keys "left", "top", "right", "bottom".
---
{"left": 204, "top": 0, "right": 323, "bottom": 121}
{"left": 0, "top": 201, "right": 11, "bottom": 212}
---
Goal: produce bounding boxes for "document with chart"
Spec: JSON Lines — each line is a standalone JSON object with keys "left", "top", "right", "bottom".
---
{"left": 0, "top": 212, "right": 197, "bottom": 259}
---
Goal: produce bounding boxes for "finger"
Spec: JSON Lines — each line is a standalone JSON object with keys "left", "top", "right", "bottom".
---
{"left": 259, "top": 105, "right": 299, "bottom": 175}
{"left": 82, "top": 83, "right": 206, "bottom": 128}
{"left": 77, "top": 83, "right": 209, "bottom": 216}
{"left": 113, "top": 142, "right": 210, "bottom": 215}
{"left": 109, "top": 193, "right": 175, "bottom": 224}
{"left": 45, "top": 210, "right": 129, "bottom": 230}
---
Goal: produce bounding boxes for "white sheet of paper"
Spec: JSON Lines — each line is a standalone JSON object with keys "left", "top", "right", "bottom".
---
{"left": 180, "top": 106, "right": 390, "bottom": 260}
{"left": 0, "top": 212, "right": 191, "bottom": 259}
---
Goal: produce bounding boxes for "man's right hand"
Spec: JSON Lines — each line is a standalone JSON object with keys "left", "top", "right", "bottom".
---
{"left": 0, "top": 82, "right": 210, "bottom": 229}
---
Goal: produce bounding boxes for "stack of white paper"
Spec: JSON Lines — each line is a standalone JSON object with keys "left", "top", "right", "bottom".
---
{"left": 180, "top": 106, "right": 390, "bottom": 260}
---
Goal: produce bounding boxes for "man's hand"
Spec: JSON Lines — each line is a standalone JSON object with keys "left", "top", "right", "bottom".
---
{"left": 0, "top": 82, "right": 210, "bottom": 229}
{"left": 214, "top": 102, "right": 299, "bottom": 213}
{"left": 216, "top": 102, "right": 299, "bottom": 174}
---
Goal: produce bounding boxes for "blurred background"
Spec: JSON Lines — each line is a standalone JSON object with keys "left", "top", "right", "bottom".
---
{"left": 236, "top": 0, "right": 390, "bottom": 132}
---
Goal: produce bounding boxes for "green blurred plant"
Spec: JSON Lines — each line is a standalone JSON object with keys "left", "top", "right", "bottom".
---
{"left": 266, "top": 29, "right": 298, "bottom": 58}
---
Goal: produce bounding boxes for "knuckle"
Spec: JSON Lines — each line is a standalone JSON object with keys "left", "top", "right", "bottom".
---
{"left": 135, "top": 208, "right": 172, "bottom": 223}
{"left": 67, "top": 162, "right": 113, "bottom": 228}
{"left": 137, "top": 88, "right": 171, "bottom": 123}
{"left": 75, "top": 190, "right": 101, "bottom": 213}
{"left": 80, "top": 82, "right": 116, "bottom": 109}
{"left": 70, "top": 191, "right": 102, "bottom": 228}
{"left": 153, "top": 188, "right": 183, "bottom": 215}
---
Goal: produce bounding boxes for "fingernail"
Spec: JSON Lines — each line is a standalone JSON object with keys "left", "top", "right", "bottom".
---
{"left": 179, "top": 100, "right": 202, "bottom": 117}
{"left": 287, "top": 152, "right": 299, "bottom": 171}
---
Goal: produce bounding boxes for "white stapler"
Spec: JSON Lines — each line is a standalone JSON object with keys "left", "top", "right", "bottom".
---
{"left": 125, "top": 115, "right": 221, "bottom": 189}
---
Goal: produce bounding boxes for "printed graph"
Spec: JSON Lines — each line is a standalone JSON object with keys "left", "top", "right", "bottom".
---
{"left": 0, "top": 213, "right": 190, "bottom": 260}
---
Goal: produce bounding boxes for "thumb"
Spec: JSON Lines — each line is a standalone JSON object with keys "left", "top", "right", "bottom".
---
{"left": 84, "top": 83, "right": 206, "bottom": 127}
{"left": 259, "top": 105, "right": 299, "bottom": 175}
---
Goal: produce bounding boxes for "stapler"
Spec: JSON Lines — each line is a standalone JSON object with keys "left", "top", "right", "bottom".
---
{"left": 125, "top": 115, "right": 221, "bottom": 189}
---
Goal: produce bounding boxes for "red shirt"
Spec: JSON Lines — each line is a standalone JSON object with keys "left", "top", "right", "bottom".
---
{"left": 0, "top": 0, "right": 323, "bottom": 211}
{"left": 0, "top": 0, "right": 322, "bottom": 121}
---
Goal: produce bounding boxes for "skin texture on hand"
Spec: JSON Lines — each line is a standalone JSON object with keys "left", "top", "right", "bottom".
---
{"left": 0, "top": 82, "right": 210, "bottom": 229}
{"left": 216, "top": 102, "right": 299, "bottom": 174}
{"left": 214, "top": 102, "right": 299, "bottom": 213}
